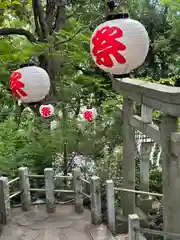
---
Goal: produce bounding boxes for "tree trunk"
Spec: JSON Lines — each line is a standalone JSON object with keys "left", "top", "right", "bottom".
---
{"left": 0, "top": 0, "right": 68, "bottom": 116}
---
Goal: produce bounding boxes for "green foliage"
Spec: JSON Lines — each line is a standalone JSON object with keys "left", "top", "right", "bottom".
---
{"left": 0, "top": 0, "right": 22, "bottom": 8}
{"left": 149, "top": 165, "right": 162, "bottom": 193}
{"left": 0, "top": 0, "right": 176, "bottom": 201}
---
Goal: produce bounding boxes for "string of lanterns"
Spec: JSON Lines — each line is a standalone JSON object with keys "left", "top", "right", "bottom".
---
{"left": 9, "top": 1, "right": 149, "bottom": 120}
{"left": 9, "top": 65, "right": 98, "bottom": 120}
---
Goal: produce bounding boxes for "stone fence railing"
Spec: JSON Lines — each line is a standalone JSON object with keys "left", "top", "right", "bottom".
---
{"left": 0, "top": 167, "right": 101, "bottom": 226}
{"left": 1, "top": 167, "right": 180, "bottom": 240}
{"left": 128, "top": 214, "right": 180, "bottom": 240}
{"left": 0, "top": 166, "right": 166, "bottom": 236}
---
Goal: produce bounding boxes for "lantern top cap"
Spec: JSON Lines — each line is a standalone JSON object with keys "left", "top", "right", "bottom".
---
{"left": 106, "top": 12, "right": 129, "bottom": 21}
{"left": 20, "top": 62, "right": 35, "bottom": 68}
{"left": 86, "top": 105, "right": 92, "bottom": 109}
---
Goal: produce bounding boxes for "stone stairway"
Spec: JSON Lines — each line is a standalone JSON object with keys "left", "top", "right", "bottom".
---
{"left": 0, "top": 204, "right": 116, "bottom": 240}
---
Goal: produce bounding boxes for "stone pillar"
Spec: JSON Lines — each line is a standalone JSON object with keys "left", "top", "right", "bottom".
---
{"left": 140, "top": 141, "right": 151, "bottom": 192}
{"left": 72, "top": 168, "right": 83, "bottom": 213}
{"left": 141, "top": 104, "right": 153, "bottom": 123}
{"left": 160, "top": 115, "right": 179, "bottom": 237}
{"left": 44, "top": 168, "right": 56, "bottom": 213}
{"left": 0, "top": 177, "right": 11, "bottom": 225}
{"left": 128, "top": 214, "right": 140, "bottom": 240}
{"left": 18, "top": 167, "right": 31, "bottom": 211}
{"left": 137, "top": 141, "right": 153, "bottom": 213}
{"left": 106, "top": 180, "right": 115, "bottom": 234}
{"left": 122, "top": 98, "right": 136, "bottom": 217}
{"left": 90, "top": 176, "right": 101, "bottom": 224}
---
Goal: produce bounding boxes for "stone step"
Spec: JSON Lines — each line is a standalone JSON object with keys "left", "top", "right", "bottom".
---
{"left": 86, "top": 224, "right": 116, "bottom": 240}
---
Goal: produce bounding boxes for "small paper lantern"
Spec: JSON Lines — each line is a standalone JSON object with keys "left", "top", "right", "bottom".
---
{"left": 90, "top": 18, "right": 149, "bottom": 75}
{"left": 39, "top": 104, "right": 54, "bottom": 117}
{"left": 10, "top": 66, "right": 50, "bottom": 103}
{"left": 83, "top": 107, "right": 97, "bottom": 121}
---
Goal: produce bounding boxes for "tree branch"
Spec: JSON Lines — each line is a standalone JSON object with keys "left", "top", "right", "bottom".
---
{"left": 32, "top": 0, "right": 41, "bottom": 38}
{"left": 0, "top": 28, "right": 36, "bottom": 42}
{"left": 15, "top": 103, "right": 26, "bottom": 129}
{"left": 55, "top": 14, "right": 104, "bottom": 46}
{"left": 73, "top": 97, "right": 81, "bottom": 119}
{"left": 32, "top": 0, "right": 48, "bottom": 40}
{"left": 37, "top": 0, "right": 48, "bottom": 39}
{"left": 54, "top": 5, "right": 66, "bottom": 32}
{"left": 45, "top": 0, "right": 56, "bottom": 34}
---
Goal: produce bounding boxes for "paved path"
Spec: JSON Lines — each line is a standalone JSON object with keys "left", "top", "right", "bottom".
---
{"left": 0, "top": 204, "right": 95, "bottom": 240}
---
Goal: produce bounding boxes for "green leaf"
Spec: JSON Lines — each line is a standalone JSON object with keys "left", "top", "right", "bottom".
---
{"left": 11, "top": 0, "right": 22, "bottom": 5}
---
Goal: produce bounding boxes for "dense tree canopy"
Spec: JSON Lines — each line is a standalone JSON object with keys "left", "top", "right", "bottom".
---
{"left": 0, "top": 0, "right": 178, "bottom": 196}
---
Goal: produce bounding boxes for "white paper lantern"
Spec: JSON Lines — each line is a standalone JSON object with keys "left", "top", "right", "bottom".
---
{"left": 39, "top": 104, "right": 54, "bottom": 117}
{"left": 90, "top": 18, "right": 149, "bottom": 75}
{"left": 83, "top": 107, "right": 97, "bottom": 121}
{"left": 10, "top": 66, "right": 50, "bottom": 103}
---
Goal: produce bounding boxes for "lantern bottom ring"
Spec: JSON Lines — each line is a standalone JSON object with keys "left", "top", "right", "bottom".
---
{"left": 113, "top": 73, "right": 130, "bottom": 79}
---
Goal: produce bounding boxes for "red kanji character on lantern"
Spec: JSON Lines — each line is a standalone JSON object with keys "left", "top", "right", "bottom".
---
{"left": 91, "top": 26, "right": 126, "bottom": 67}
{"left": 10, "top": 72, "right": 27, "bottom": 99}
{"left": 41, "top": 107, "right": 52, "bottom": 117}
{"left": 39, "top": 104, "right": 54, "bottom": 117}
{"left": 83, "top": 111, "right": 93, "bottom": 121}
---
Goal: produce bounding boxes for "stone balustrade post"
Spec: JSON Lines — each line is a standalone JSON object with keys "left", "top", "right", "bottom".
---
{"left": 106, "top": 180, "right": 115, "bottom": 234}
{"left": 128, "top": 214, "right": 140, "bottom": 240}
{"left": 90, "top": 176, "right": 102, "bottom": 224}
{"left": 44, "top": 168, "right": 56, "bottom": 213}
{"left": 72, "top": 168, "right": 83, "bottom": 213}
{"left": 0, "top": 177, "right": 11, "bottom": 225}
{"left": 18, "top": 167, "right": 31, "bottom": 211}
{"left": 137, "top": 140, "right": 153, "bottom": 213}
{"left": 160, "top": 115, "right": 179, "bottom": 238}
{"left": 122, "top": 97, "right": 136, "bottom": 217}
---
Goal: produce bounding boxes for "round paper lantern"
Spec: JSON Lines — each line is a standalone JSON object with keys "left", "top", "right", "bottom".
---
{"left": 83, "top": 107, "right": 97, "bottom": 121}
{"left": 39, "top": 104, "right": 54, "bottom": 117}
{"left": 90, "top": 18, "right": 149, "bottom": 75}
{"left": 10, "top": 66, "right": 50, "bottom": 103}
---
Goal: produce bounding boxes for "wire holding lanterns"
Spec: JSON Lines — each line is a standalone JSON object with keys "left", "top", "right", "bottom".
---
{"left": 39, "top": 104, "right": 54, "bottom": 118}
{"left": 9, "top": 65, "right": 50, "bottom": 103}
{"left": 90, "top": 1, "right": 150, "bottom": 77}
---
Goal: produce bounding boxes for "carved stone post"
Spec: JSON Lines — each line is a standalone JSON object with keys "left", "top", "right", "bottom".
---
{"left": 44, "top": 168, "right": 56, "bottom": 213}
{"left": 128, "top": 214, "right": 140, "bottom": 240}
{"left": 141, "top": 104, "right": 153, "bottom": 123}
{"left": 18, "top": 167, "right": 31, "bottom": 211}
{"left": 90, "top": 176, "right": 101, "bottom": 225}
{"left": 137, "top": 140, "right": 153, "bottom": 213}
{"left": 0, "top": 177, "right": 11, "bottom": 225}
{"left": 106, "top": 180, "right": 115, "bottom": 234}
{"left": 140, "top": 141, "right": 151, "bottom": 192}
{"left": 160, "top": 115, "right": 179, "bottom": 237}
{"left": 122, "top": 97, "right": 136, "bottom": 217}
{"left": 72, "top": 168, "right": 83, "bottom": 213}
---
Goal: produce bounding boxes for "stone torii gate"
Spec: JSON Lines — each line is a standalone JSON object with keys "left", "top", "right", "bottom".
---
{"left": 112, "top": 77, "right": 180, "bottom": 235}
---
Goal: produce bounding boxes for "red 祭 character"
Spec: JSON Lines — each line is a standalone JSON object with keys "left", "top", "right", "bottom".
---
{"left": 83, "top": 111, "right": 93, "bottom": 121}
{"left": 92, "top": 26, "right": 126, "bottom": 67}
{"left": 10, "top": 72, "right": 27, "bottom": 99}
{"left": 41, "top": 107, "right": 52, "bottom": 117}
